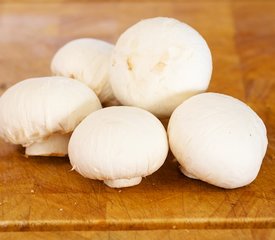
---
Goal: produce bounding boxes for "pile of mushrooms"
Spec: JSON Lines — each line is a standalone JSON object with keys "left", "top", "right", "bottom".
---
{"left": 0, "top": 17, "right": 268, "bottom": 189}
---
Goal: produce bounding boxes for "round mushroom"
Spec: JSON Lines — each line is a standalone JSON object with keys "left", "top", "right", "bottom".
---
{"left": 168, "top": 93, "right": 268, "bottom": 189}
{"left": 51, "top": 38, "right": 118, "bottom": 106}
{"left": 0, "top": 76, "right": 102, "bottom": 156}
{"left": 68, "top": 106, "right": 169, "bottom": 188}
{"left": 110, "top": 17, "right": 212, "bottom": 117}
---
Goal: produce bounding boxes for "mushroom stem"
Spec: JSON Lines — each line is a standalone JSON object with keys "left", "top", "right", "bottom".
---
{"left": 179, "top": 166, "right": 198, "bottom": 179}
{"left": 104, "top": 177, "right": 142, "bottom": 188}
{"left": 25, "top": 133, "right": 71, "bottom": 156}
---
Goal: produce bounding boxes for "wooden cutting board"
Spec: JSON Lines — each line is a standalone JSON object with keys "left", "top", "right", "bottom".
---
{"left": 0, "top": 0, "right": 274, "bottom": 238}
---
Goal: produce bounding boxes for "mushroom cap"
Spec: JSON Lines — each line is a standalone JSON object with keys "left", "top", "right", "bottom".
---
{"left": 51, "top": 38, "right": 116, "bottom": 104}
{"left": 168, "top": 93, "right": 268, "bottom": 189}
{"left": 0, "top": 76, "right": 102, "bottom": 146}
{"left": 68, "top": 106, "right": 169, "bottom": 181}
{"left": 110, "top": 17, "right": 212, "bottom": 117}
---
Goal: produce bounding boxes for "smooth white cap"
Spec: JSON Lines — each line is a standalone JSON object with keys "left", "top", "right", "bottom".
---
{"left": 0, "top": 76, "right": 102, "bottom": 148}
{"left": 68, "top": 106, "right": 169, "bottom": 188}
{"left": 168, "top": 93, "right": 268, "bottom": 189}
{"left": 51, "top": 38, "right": 117, "bottom": 105}
{"left": 110, "top": 17, "right": 212, "bottom": 117}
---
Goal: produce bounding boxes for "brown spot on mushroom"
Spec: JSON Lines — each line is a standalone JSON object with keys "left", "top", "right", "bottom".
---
{"left": 152, "top": 52, "right": 169, "bottom": 73}
{"left": 112, "top": 60, "right": 116, "bottom": 67}
{"left": 31, "top": 132, "right": 40, "bottom": 138}
{"left": 153, "top": 61, "right": 166, "bottom": 72}
{"left": 127, "top": 57, "right": 133, "bottom": 71}
{"left": 69, "top": 74, "right": 76, "bottom": 79}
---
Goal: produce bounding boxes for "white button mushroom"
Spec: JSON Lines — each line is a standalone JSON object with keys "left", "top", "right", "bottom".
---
{"left": 51, "top": 38, "right": 118, "bottom": 106}
{"left": 110, "top": 17, "right": 212, "bottom": 118}
{"left": 0, "top": 76, "right": 102, "bottom": 156}
{"left": 68, "top": 106, "right": 169, "bottom": 188}
{"left": 168, "top": 93, "right": 268, "bottom": 189}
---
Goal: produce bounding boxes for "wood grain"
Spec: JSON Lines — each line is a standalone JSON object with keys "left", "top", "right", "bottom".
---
{"left": 1, "top": 229, "right": 275, "bottom": 240}
{"left": 0, "top": 0, "right": 274, "bottom": 236}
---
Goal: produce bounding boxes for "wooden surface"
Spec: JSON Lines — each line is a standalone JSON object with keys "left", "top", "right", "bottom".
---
{"left": 0, "top": 0, "right": 275, "bottom": 238}
{"left": 0, "top": 229, "right": 275, "bottom": 240}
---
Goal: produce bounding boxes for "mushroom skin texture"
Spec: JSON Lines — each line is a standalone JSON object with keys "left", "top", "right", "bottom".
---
{"left": 51, "top": 38, "right": 118, "bottom": 106}
{"left": 0, "top": 76, "right": 102, "bottom": 156}
{"left": 68, "top": 106, "right": 169, "bottom": 188}
{"left": 110, "top": 17, "right": 212, "bottom": 118}
{"left": 168, "top": 93, "right": 268, "bottom": 189}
